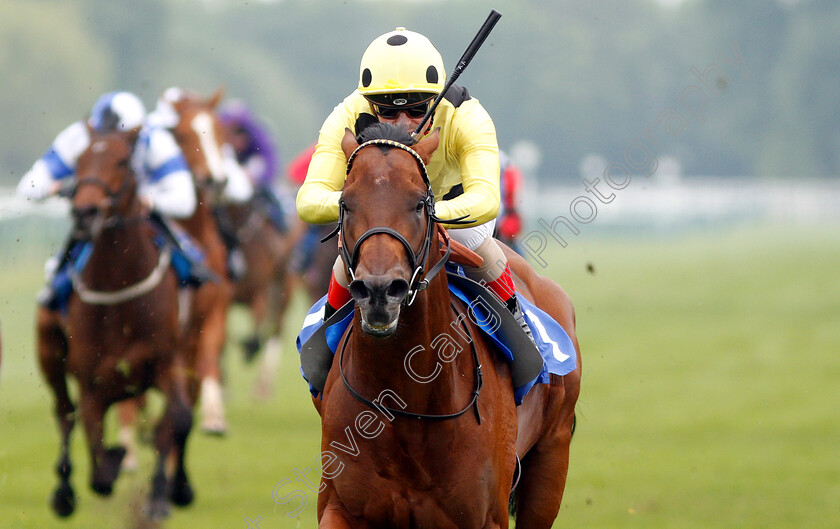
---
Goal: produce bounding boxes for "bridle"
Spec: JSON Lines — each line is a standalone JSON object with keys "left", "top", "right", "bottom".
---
{"left": 327, "top": 138, "right": 483, "bottom": 424}
{"left": 324, "top": 138, "right": 472, "bottom": 306}
{"left": 66, "top": 172, "right": 172, "bottom": 306}
{"left": 66, "top": 172, "right": 141, "bottom": 234}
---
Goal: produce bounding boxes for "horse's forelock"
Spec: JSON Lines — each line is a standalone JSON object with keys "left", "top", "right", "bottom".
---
{"left": 356, "top": 123, "right": 415, "bottom": 147}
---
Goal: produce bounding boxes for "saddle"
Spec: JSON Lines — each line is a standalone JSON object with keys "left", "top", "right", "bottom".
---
{"left": 438, "top": 225, "right": 483, "bottom": 268}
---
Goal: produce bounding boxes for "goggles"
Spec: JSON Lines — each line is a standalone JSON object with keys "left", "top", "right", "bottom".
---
{"left": 366, "top": 93, "right": 434, "bottom": 119}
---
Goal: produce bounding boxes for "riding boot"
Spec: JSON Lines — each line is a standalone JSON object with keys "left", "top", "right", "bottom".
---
{"left": 36, "top": 235, "right": 78, "bottom": 308}
{"left": 211, "top": 206, "right": 247, "bottom": 281}
{"left": 506, "top": 295, "right": 537, "bottom": 347}
{"left": 227, "top": 248, "right": 247, "bottom": 280}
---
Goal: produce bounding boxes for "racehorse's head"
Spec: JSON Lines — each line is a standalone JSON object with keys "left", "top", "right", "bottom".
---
{"left": 168, "top": 88, "right": 228, "bottom": 193}
{"left": 339, "top": 123, "right": 440, "bottom": 337}
{"left": 71, "top": 127, "right": 139, "bottom": 240}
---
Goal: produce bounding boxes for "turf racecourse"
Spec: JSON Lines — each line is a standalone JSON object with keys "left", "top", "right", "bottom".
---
{"left": 1, "top": 223, "right": 838, "bottom": 528}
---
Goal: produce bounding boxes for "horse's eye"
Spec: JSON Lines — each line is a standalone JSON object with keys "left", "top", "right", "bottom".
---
{"left": 415, "top": 201, "right": 425, "bottom": 213}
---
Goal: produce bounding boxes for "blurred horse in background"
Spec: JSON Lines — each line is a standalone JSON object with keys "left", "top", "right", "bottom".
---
{"left": 214, "top": 198, "right": 305, "bottom": 398}
{"left": 37, "top": 128, "right": 194, "bottom": 521}
{"left": 166, "top": 88, "right": 235, "bottom": 434}
{"left": 295, "top": 222, "right": 338, "bottom": 305}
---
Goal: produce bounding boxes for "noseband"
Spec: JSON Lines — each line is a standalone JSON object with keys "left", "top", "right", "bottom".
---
{"left": 68, "top": 173, "right": 137, "bottom": 231}
{"left": 326, "top": 139, "right": 472, "bottom": 306}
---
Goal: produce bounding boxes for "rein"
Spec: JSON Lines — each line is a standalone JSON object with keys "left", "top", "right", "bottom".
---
{"left": 69, "top": 175, "right": 144, "bottom": 232}
{"left": 338, "top": 301, "right": 483, "bottom": 424}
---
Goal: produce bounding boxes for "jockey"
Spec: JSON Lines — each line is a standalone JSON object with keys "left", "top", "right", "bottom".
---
{"left": 296, "top": 27, "right": 533, "bottom": 341}
{"left": 218, "top": 100, "right": 287, "bottom": 234}
{"left": 150, "top": 88, "right": 255, "bottom": 279}
{"left": 16, "top": 91, "right": 214, "bottom": 310}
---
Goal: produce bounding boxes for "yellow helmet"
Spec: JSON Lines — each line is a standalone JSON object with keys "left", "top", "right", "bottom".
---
{"left": 358, "top": 27, "right": 446, "bottom": 96}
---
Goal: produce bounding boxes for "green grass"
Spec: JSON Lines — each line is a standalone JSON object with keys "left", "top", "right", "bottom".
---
{"left": 1, "top": 223, "right": 839, "bottom": 528}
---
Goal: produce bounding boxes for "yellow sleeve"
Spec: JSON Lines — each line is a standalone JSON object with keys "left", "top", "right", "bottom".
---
{"left": 295, "top": 94, "right": 360, "bottom": 224}
{"left": 434, "top": 99, "right": 500, "bottom": 228}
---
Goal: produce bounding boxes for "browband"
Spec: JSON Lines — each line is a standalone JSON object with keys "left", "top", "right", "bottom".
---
{"left": 346, "top": 139, "right": 432, "bottom": 189}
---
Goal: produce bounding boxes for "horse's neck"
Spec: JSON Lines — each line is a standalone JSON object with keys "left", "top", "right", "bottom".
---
{"left": 178, "top": 189, "right": 214, "bottom": 240}
{"left": 349, "top": 253, "right": 472, "bottom": 413}
{"left": 83, "top": 217, "right": 157, "bottom": 288}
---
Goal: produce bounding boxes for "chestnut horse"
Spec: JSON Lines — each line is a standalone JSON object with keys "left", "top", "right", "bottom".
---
{"left": 315, "top": 125, "right": 581, "bottom": 528}
{"left": 167, "top": 89, "right": 235, "bottom": 434}
{"left": 37, "top": 128, "right": 194, "bottom": 521}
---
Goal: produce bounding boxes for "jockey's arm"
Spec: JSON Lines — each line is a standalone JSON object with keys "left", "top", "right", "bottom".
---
{"left": 433, "top": 100, "right": 500, "bottom": 228}
{"left": 137, "top": 128, "right": 197, "bottom": 219}
{"left": 296, "top": 96, "right": 359, "bottom": 224}
{"left": 17, "top": 121, "right": 90, "bottom": 201}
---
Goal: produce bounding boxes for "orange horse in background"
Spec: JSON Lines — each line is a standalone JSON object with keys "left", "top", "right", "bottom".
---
{"left": 314, "top": 125, "right": 581, "bottom": 528}
{"left": 37, "top": 128, "right": 194, "bottom": 521}
{"left": 166, "top": 89, "right": 235, "bottom": 434}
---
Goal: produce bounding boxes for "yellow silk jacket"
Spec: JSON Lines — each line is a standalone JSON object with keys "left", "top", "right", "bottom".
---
{"left": 296, "top": 88, "right": 500, "bottom": 228}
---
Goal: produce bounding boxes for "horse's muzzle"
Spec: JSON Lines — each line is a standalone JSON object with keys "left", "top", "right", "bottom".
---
{"left": 71, "top": 206, "right": 101, "bottom": 240}
{"left": 349, "top": 276, "right": 409, "bottom": 338}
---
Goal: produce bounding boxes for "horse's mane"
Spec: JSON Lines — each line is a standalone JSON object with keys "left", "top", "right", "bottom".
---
{"left": 356, "top": 122, "right": 415, "bottom": 147}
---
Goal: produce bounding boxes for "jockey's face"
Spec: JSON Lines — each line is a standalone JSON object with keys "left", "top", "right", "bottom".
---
{"left": 375, "top": 109, "right": 432, "bottom": 136}
{"left": 367, "top": 93, "right": 434, "bottom": 136}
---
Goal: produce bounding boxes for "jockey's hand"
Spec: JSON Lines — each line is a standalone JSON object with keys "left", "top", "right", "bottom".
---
{"left": 498, "top": 211, "right": 522, "bottom": 239}
{"left": 54, "top": 181, "right": 74, "bottom": 198}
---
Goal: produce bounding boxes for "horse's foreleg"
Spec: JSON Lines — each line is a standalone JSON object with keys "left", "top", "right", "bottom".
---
{"left": 36, "top": 308, "right": 77, "bottom": 517}
{"left": 78, "top": 391, "right": 124, "bottom": 496}
{"left": 253, "top": 278, "right": 289, "bottom": 400}
{"left": 317, "top": 494, "right": 357, "bottom": 529}
{"left": 242, "top": 286, "right": 269, "bottom": 364}
{"left": 116, "top": 397, "right": 145, "bottom": 472}
{"left": 197, "top": 287, "right": 230, "bottom": 435}
{"left": 147, "top": 357, "right": 194, "bottom": 521}
{"left": 511, "top": 377, "right": 578, "bottom": 528}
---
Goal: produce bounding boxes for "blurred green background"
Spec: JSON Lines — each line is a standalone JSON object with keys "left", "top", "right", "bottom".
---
{"left": 2, "top": 225, "right": 839, "bottom": 528}
{"left": 1, "top": 0, "right": 840, "bottom": 183}
{"left": 2, "top": 0, "right": 840, "bottom": 528}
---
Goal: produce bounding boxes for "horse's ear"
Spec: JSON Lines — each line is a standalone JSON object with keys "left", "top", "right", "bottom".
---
{"left": 341, "top": 128, "right": 359, "bottom": 160}
{"left": 413, "top": 127, "right": 440, "bottom": 165}
{"left": 208, "top": 87, "right": 225, "bottom": 109}
{"left": 125, "top": 127, "right": 141, "bottom": 147}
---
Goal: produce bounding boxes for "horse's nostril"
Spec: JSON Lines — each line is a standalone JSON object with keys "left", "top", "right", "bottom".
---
{"left": 72, "top": 206, "right": 98, "bottom": 220}
{"left": 386, "top": 279, "right": 409, "bottom": 301}
{"left": 349, "top": 280, "right": 371, "bottom": 301}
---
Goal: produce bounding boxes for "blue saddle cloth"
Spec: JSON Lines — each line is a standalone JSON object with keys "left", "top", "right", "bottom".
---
{"left": 296, "top": 283, "right": 577, "bottom": 405}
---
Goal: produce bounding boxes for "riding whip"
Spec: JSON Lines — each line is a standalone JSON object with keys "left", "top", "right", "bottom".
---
{"left": 411, "top": 9, "right": 502, "bottom": 142}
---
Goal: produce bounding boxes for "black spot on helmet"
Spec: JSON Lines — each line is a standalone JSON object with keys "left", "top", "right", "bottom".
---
{"left": 387, "top": 35, "right": 408, "bottom": 46}
{"left": 426, "top": 66, "right": 438, "bottom": 84}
